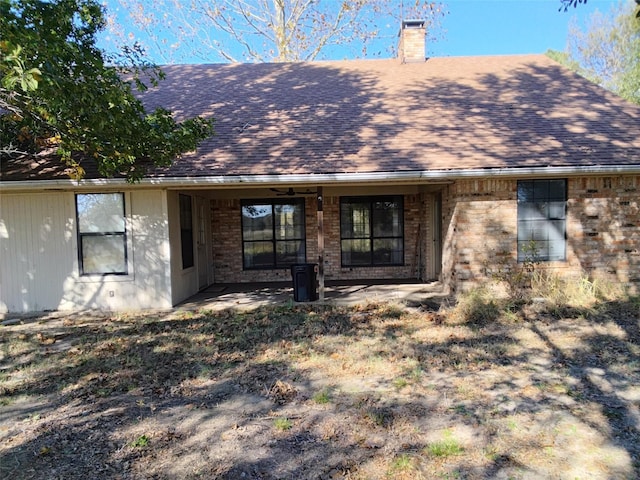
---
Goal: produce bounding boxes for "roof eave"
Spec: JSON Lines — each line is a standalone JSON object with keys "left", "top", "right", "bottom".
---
{"left": 2, "top": 164, "right": 640, "bottom": 191}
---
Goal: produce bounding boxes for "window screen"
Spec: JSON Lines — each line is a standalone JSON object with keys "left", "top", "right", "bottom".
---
{"left": 517, "top": 179, "right": 566, "bottom": 262}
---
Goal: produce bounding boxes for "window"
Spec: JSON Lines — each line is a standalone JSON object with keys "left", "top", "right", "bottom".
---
{"left": 179, "top": 194, "right": 194, "bottom": 269}
{"left": 241, "top": 199, "right": 306, "bottom": 269}
{"left": 517, "top": 179, "right": 566, "bottom": 262}
{"left": 340, "top": 196, "right": 404, "bottom": 266}
{"left": 76, "top": 193, "right": 127, "bottom": 275}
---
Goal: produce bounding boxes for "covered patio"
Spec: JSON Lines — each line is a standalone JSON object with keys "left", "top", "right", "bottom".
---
{"left": 176, "top": 279, "right": 448, "bottom": 312}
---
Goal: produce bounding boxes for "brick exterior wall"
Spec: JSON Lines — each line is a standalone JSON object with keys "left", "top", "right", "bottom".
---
{"left": 441, "top": 179, "right": 516, "bottom": 288}
{"left": 568, "top": 176, "right": 640, "bottom": 285}
{"left": 442, "top": 176, "right": 640, "bottom": 293}
{"left": 209, "top": 176, "right": 638, "bottom": 291}
{"left": 398, "top": 22, "right": 426, "bottom": 63}
{"left": 210, "top": 193, "right": 428, "bottom": 283}
{"left": 322, "top": 194, "right": 424, "bottom": 281}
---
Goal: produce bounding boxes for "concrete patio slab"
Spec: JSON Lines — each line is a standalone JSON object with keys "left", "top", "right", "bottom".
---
{"left": 0, "top": 281, "right": 449, "bottom": 322}
{"left": 176, "top": 279, "right": 449, "bottom": 312}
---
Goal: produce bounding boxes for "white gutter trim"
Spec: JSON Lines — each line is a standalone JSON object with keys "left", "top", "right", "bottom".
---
{"left": 2, "top": 164, "right": 640, "bottom": 190}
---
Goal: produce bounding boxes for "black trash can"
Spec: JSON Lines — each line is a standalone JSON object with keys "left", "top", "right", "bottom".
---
{"left": 291, "top": 263, "right": 318, "bottom": 302}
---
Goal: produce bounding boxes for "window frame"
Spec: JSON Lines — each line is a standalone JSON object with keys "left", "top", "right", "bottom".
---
{"left": 241, "top": 198, "right": 307, "bottom": 270}
{"left": 75, "top": 192, "right": 128, "bottom": 276}
{"left": 340, "top": 195, "right": 405, "bottom": 267}
{"left": 517, "top": 179, "right": 567, "bottom": 262}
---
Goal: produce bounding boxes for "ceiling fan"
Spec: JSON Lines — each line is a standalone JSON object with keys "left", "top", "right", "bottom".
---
{"left": 270, "top": 187, "right": 317, "bottom": 196}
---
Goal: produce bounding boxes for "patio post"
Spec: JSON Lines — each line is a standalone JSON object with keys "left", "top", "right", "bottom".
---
{"left": 317, "top": 186, "right": 325, "bottom": 301}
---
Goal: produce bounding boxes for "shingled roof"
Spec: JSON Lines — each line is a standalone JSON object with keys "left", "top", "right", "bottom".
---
{"left": 2, "top": 54, "right": 639, "bottom": 182}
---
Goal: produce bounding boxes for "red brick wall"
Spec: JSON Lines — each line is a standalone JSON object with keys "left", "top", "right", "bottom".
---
{"left": 442, "top": 176, "right": 640, "bottom": 293}
{"left": 568, "top": 176, "right": 640, "bottom": 285}
{"left": 321, "top": 194, "right": 423, "bottom": 281}
{"left": 210, "top": 193, "right": 425, "bottom": 283}
{"left": 441, "top": 179, "right": 516, "bottom": 289}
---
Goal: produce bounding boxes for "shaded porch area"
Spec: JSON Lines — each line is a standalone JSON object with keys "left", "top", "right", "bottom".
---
{"left": 176, "top": 279, "right": 448, "bottom": 312}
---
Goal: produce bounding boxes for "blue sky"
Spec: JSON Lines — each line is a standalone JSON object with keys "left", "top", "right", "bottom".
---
{"left": 101, "top": 0, "right": 622, "bottom": 61}
{"left": 432, "top": 0, "right": 620, "bottom": 56}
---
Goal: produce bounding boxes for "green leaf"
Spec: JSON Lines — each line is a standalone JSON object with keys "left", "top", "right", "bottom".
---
{"left": 1, "top": 0, "right": 213, "bottom": 181}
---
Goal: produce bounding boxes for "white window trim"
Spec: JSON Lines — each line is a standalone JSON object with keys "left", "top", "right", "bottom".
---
{"left": 74, "top": 191, "right": 134, "bottom": 282}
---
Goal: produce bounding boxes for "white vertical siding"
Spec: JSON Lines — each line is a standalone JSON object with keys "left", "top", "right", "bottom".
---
{"left": 167, "top": 190, "right": 199, "bottom": 306}
{"left": 0, "top": 192, "right": 75, "bottom": 312}
{"left": 0, "top": 189, "right": 173, "bottom": 313}
{"left": 127, "top": 190, "right": 172, "bottom": 309}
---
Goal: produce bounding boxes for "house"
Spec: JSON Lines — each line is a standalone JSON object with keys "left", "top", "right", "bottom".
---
{"left": 1, "top": 22, "right": 639, "bottom": 313}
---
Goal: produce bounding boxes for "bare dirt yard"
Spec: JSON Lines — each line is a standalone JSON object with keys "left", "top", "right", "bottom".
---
{"left": 1, "top": 292, "right": 639, "bottom": 479}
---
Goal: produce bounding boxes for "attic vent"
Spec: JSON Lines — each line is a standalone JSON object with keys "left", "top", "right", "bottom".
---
{"left": 399, "top": 19, "right": 426, "bottom": 63}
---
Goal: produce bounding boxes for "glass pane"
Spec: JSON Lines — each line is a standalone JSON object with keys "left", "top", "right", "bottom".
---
{"left": 274, "top": 203, "right": 304, "bottom": 240}
{"left": 533, "top": 181, "right": 549, "bottom": 201}
{"left": 179, "top": 195, "right": 194, "bottom": 269}
{"left": 341, "top": 202, "right": 370, "bottom": 239}
{"left": 548, "top": 220, "right": 566, "bottom": 242}
{"left": 518, "top": 203, "right": 548, "bottom": 220}
{"left": 531, "top": 222, "right": 549, "bottom": 241}
{"left": 243, "top": 241, "right": 274, "bottom": 268}
{"left": 276, "top": 240, "right": 305, "bottom": 266}
{"left": 548, "top": 239, "right": 565, "bottom": 260}
{"left": 77, "top": 193, "right": 125, "bottom": 233}
{"left": 517, "top": 221, "right": 534, "bottom": 241}
{"left": 81, "top": 235, "right": 126, "bottom": 274}
{"left": 548, "top": 201, "right": 565, "bottom": 220}
{"left": 518, "top": 179, "right": 566, "bottom": 263}
{"left": 535, "top": 242, "right": 550, "bottom": 260}
{"left": 548, "top": 180, "right": 566, "bottom": 201}
{"left": 341, "top": 239, "right": 371, "bottom": 265}
{"left": 518, "top": 239, "right": 546, "bottom": 262}
{"left": 242, "top": 204, "right": 273, "bottom": 241}
{"left": 517, "top": 181, "right": 534, "bottom": 203}
{"left": 181, "top": 228, "right": 194, "bottom": 268}
{"left": 372, "top": 199, "right": 402, "bottom": 237}
{"left": 519, "top": 221, "right": 556, "bottom": 243}
{"left": 373, "top": 238, "right": 403, "bottom": 265}
{"left": 179, "top": 195, "right": 192, "bottom": 229}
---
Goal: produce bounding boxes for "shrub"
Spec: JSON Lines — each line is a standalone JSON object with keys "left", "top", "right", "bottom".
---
{"left": 273, "top": 417, "right": 293, "bottom": 431}
{"left": 449, "top": 286, "right": 503, "bottom": 325}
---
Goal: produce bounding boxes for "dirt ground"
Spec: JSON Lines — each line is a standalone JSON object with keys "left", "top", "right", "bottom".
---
{"left": 1, "top": 298, "right": 639, "bottom": 479}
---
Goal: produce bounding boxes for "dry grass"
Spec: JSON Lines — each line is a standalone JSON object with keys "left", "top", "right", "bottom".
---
{"left": 1, "top": 287, "right": 639, "bottom": 479}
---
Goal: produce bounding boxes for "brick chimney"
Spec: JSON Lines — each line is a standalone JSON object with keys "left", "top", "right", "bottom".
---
{"left": 398, "top": 19, "right": 426, "bottom": 63}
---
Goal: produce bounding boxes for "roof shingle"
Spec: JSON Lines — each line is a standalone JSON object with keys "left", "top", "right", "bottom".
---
{"left": 142, "top": 55, "right": 640, "bottom": 177}
{"left": 2, "top": 54, "right": 639, "bottom": 182}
